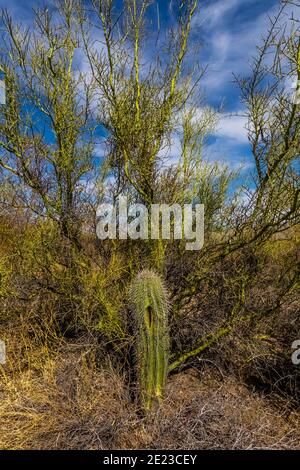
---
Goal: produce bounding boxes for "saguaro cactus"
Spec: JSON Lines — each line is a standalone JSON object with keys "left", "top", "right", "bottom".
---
{"left": 130, "top": 270, "right": 170, "bottom": 411}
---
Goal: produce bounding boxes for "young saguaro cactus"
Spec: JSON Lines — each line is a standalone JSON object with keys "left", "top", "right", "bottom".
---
{"left": 130, "top": 270, "right": 170, "bottom": 411}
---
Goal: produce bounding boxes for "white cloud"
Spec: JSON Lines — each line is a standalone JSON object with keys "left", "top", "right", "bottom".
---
{"left": 194, "top": 0, "right": 284, "bottom": 95}
{"left": 215, "top": 113, "right": 248, "bottom": 143}
{"left": 193, "top": 0, "right": 244, "bottom": 28}
{"left": 206, "top": 137, "right": 253, "bottom": 171}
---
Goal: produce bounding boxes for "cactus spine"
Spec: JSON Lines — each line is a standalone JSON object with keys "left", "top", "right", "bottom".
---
{"left": 130, "top": 270, "right": 169, "bottom": 411}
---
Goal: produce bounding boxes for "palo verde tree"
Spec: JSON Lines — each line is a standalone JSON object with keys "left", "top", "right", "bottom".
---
{"left": 233, "top": 0, "right": 300, "bottom": 250}
{"left": 0, "top": 0, "right": 95, "bottom": 250}
{"left": 80, "top": 0, "right": 210, "bottom": 206}
{"left": 167, "top": 0, "right": 300, "bottom": 372}
{"left": 80, "top": 0, "right": 231, "bottom": 270}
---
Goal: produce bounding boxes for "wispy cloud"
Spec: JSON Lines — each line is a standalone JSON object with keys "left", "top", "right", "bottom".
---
{"left": 0, "top": 0, "right": 51, "bottom": 22}
{"left": 194, "top": 0, "right": 279, "bottom": 105}
{"left": 215, "top": 113, "right": 248, "bottom": 144}
{"left": 188, "top": 0, "right": 293, "bottom": 169}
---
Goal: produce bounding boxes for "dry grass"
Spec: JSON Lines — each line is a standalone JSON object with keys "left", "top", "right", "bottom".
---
{"left": 1, "top": 336, "right": 299, "bottom": 450}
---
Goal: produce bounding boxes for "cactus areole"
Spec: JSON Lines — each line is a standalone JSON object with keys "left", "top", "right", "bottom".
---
{"left": 130, "top": 270, "right": 169, "bottom": 411}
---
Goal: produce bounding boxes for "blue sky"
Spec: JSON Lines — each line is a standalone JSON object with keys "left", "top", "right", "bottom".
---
{"left": 0, "top": 0, "right": 297, "bottom": 175}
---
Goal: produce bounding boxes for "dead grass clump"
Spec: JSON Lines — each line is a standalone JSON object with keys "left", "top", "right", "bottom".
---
{"left": 138, "top": 369, "right": 300, "bottom": 450}
{"left": 1, "top": 349, "right": 299, "bottom": 450}
{"left": 0, "top": 346, "right": 136, "bottom": 450}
